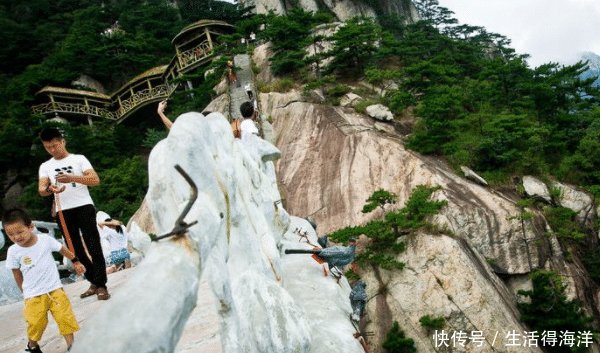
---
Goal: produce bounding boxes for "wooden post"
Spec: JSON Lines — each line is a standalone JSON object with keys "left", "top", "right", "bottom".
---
{"left": 49, "top": 93, "right": 57, "bottom": 111}
{"left": 175, "top": 46, "right": 184, "bottom": 69}
{"left": 205, "top": 27, "right": 213, "bottom": 51}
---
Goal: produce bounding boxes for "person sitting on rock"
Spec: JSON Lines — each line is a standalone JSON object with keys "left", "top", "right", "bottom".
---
{"left": 96, "top": 211, "right": 131, "bottom": 273}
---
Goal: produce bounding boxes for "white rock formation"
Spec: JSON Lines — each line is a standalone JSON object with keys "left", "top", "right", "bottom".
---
{"left": 267, "top": 92, "right": 553, "bottom": 274}
{"left": 340, "top": 93, "right": 363, "bottom": 107}
{"left": 70, "top": 112, "right": 364, "bottom": 353}
{"left": 253, "top": 43, "right": 275, "bottom": 83}
{"left": 460, "top": 165, "right": 488, "bottom": 186}
{"left": 551, "top": 181, "right": 595, "bottom": 226}
{"left": 239, "top": 0, "right": 419, "bottom": 23}
{"left": 260, "top": 90, "right": 599, "bottom": 352}
{"left": 0, "top": 261, "right": 22, "bottom": 305}
{"left": 522, "top": 175, "right": 552, "bottom": 203}
{"left": 365, "top": 104, "right": 394, "bottom": 121}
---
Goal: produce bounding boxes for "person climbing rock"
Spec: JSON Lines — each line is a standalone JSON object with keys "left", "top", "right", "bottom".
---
{"left": 38, "top": 127, "right": 110, "bottom": 301}
{"left": 350, "top": 280, "right": 367, "bottom": 323}
{"left": 285, "top": 238, "right": 357, "bottom": 277}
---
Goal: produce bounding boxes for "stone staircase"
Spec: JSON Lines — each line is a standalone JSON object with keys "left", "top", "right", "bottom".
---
{"left": 227, "top": 54, "right": 274, "bottom": 143}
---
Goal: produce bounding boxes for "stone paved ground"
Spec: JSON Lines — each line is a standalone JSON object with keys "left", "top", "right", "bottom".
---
{"left": 0, "top": 268, "right": 222, "bottom": 353}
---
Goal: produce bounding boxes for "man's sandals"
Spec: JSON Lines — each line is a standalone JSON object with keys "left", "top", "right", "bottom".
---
{"left": 80, "top": 285, "right": 111, "bottom": 300}
{"left": 96, "top": 287, "right": 111, "bottom": 300}
{"left": 80, "top": 285, "right": 97, "bottom": 298}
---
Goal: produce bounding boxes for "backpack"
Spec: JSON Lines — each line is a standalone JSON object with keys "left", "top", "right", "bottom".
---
{"left": 231, "top": 119, "right": 241, "bottom": 139}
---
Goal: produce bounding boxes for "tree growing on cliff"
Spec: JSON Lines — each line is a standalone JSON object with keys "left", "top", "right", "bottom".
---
{"left": 517, "top": 270, "right": 595, "bottom": 353}
{"left": 330, "top": 185, "right": 447, "bottom": 270}
{"left": 326, "top": 17, "right": 381, "bottom": 76}
{"left": 361, "top": 189, "right": 398, "bottom": 214}
{"left": 382, "top": 321, "right": 417, "bottom": 353}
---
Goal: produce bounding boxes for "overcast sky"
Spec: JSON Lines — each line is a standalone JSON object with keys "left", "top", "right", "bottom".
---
{"left": 436, "top": 0, "right": 600, "bottom": 67}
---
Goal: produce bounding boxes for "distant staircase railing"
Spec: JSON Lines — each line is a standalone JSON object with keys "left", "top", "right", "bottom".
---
{"left": 116, "top": 83, "right": 177, "bottom": 120}
{"left": 32, "top": 102, "right": 116, "bottom": 120}
{"left": 178, "top": 41, "right": 213, "bottom": 71}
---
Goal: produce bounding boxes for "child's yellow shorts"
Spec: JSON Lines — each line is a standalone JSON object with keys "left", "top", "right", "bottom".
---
{"left": 23, "top": 288, "right": 79, "bottom": 341}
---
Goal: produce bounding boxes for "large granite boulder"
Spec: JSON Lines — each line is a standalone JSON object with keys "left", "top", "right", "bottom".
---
{"left": 551, "top": 181, "right": 595, "bottom": 227}
{"left": 71, "top": 112, "right": 363, "bottom": 353}
{"left": 365, "top": 104, "right": 394, "bottom": 121}
{"left": 522, "top": 176, "right": 552, "bottom": 203}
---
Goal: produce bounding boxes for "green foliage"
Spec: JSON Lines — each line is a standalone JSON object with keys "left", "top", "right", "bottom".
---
{"left": 143, "top": 128, "right": 168, "bottom": 148}
{"left": 582, "top": 251, "right": 600, "bottom": 284}
{"left": 385, "top": 90, "right": 416, "bottom": 114}
{"left": 326, "top": 17, "right": 382, "bottom": 76}
{"left": 354, "top": 99, "right": 381, "bottom": 114}
{"left": 326, "top": 84, "right": 352, "bottom": 98}
{"left": 558, "top": 117, "right": 600, "bottom": 186}
{"left": 262, "top": 9, "right": 329, "bottom": 76}
{"left": 544, "top": 207, "right": 586, "bottom": 241}
{"left": 382, "top": 321, "right": 417, "bottom": 353}
{"left": 345, "top": 268, "right": 361, "bottom": 282}
{"left": 258, "top": 78, "right": 294, "bottom": 93}
{"left": 518, "top": 270, "right": 595, "bottom": 353}
{"left": 90, "top": 156, "right": 148, "bottom": 222}
{"left": 419, "top": 315, "right": 445, "bottom": 331}
{"left": 330, "top": 185, "right": 446, "bottom": 271}
{"left": 362, "top": 189, "right": 398, "bottom": 214}
{"left": 365, "top": 68, "right": 402, "bottom": 95}
{"left": 354, "top": 0, "right": 600, "bottom": 192}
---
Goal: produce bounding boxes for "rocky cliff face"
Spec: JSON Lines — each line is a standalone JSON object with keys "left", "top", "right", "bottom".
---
{"left": 250, "top": 37, "right": 600, "bottom": 350}
{"left": 264, "top": 91, "right": 552, "bottom": 275}
{"left": 239, "top": 0, "right": 419, "bottom": 23}
{"left": 71, "top": 113, "right": 364, "bottom": 353}
{"left": 258, "top": 88, "right": 599, "bottom": 352}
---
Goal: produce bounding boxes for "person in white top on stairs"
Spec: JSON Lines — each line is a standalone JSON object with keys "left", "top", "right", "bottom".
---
{"left": 239, "top": 101, "right": 259, "bottom": 142}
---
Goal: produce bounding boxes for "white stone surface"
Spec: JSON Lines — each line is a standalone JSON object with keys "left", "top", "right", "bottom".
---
{"left": 253, "top": 43, "right": 275, "bottom": 83}
{"left": 365, "top": 104, "right": 394, "bottom": 121}
{"left": 0, "top": 261, "right": 22, "bottom": 305}
{"left": 0, "top": 269, "right": 222, "bottom": 353}
{"left": 282, "top": 217, "right": 365, "bottom": 353}
{"left": 268, "top": 92, "right": 552, "bottom": 275}
{"left": 340, "top": 93, "right": 363, "bottom": 107}
{"left": 460, "top": 165, "right": 488, "bottom": 186}
{"left": 127, "top": 221, "right": 151, "bottom": 256}
{"left": 551, "top": 181, "right": 595, "bottom": 226}
{"left": 42, "top": 112, "right": 364, "bottom": 353}
{"left": 522, "top": 175, "right": 552, "bottom": 203}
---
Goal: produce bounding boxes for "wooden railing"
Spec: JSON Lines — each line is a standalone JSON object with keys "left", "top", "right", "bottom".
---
{"left": 32, "top": 102, "right": 116, "bottom": 120}
{"left": 178, "top": 42, "right": 213, "bottom": 71}
{"left": 115, "top": 83, "right": 177, "bottom": 119}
